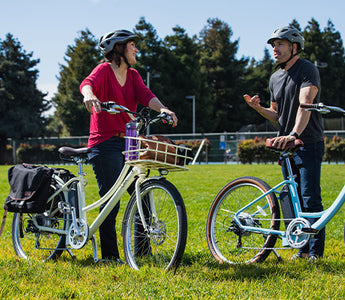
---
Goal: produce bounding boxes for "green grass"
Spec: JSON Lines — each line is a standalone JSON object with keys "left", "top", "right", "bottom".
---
{"left": 1, "top": 163, "right": 345, "bottom": 299}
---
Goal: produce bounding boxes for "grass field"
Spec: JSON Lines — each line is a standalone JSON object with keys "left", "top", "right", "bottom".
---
{"left": 1, "top": 163, "right": 345, "bottom": 299}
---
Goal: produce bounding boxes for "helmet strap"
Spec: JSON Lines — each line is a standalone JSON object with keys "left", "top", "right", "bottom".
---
{"left": 113, "top": 44, "right": 131, "bottom": 68}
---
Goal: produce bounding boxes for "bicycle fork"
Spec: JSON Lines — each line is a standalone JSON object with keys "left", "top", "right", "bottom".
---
{"left": 134, "top": 174, "right": 158, "bottom": 233}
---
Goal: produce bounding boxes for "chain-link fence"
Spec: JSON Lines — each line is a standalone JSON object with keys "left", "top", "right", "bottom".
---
{"left": 6, "top": 130, "right": 345, "bottom": 165}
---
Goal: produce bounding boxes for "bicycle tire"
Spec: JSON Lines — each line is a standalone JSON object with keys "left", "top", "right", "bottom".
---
{"left": 12, "top": 180, "right": 69, "bottom": 261}
{"left": 206, "top": 176, "right": 280, "bottom": 264}
{"left": 122, "top": 178, "right": 187, "bottom": 270}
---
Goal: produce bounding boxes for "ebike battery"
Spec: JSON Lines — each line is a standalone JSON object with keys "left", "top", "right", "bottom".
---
{"left": 279, "top": 184, "right": 295, "bottom": 228}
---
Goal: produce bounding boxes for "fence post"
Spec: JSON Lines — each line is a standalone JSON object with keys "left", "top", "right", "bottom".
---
{"left": 12, "top": 139, "right": 16, "bottom": 165}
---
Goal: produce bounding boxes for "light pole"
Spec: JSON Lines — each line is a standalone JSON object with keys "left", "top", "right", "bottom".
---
{"left": 146, "top": 71, "right": 161, "bottom": 89}
{"left": 185, "top": 95, "right": 195, "bottom": 134}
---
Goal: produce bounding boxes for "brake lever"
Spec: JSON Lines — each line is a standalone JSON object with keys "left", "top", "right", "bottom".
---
{"left": 101, "top": 108, "right": 122, "bottom": 114}
{"left": 305, "top": 108, "right": 330, "bottom": 114}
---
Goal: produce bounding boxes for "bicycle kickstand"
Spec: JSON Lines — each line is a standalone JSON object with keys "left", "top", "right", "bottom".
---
{"left": 66, "top": 248, "right": 76, "bottom": 259}
{"left": 272, "top": 249, "right": 283, "bottom": 262}
{"left": 91, "top": 234, "right": 99, "bottom": 263}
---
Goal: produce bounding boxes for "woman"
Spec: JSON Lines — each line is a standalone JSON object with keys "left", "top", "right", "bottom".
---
{"left": 80, "top": 29, "right": 177, "bottom": 263}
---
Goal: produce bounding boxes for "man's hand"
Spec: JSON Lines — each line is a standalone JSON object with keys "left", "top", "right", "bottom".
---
{"left": 270, "top": 135, "right": 296, "bottom": 150}
{"left": 243, "top": 94, "right": 261, "bottom": 111}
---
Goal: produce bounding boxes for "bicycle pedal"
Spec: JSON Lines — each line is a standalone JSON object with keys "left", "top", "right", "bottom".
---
{"left": 301, "top": 228, "right": 319, "bottom": 234}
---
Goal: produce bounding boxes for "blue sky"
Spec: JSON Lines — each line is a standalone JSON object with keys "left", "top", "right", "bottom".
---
{"left": 1, "top": 0, "right": 345, "bottom": 102}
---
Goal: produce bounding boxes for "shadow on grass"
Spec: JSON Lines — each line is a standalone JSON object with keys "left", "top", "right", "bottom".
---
{"left": 179, "top": 250, "right": 345, "bottom": 281}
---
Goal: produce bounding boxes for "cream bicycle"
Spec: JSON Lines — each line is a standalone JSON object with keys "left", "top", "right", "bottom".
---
{"left": 11, "top": 102, "right": 192, "bottom": 270}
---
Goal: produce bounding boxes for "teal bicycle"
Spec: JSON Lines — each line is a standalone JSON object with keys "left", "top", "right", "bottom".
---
{"left": 206, "top": 103, "right": 345, "bottom": 264}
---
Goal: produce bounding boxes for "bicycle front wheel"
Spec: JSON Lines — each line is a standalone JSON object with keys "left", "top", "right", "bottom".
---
{"left": 206, "top": 176, "right": 280, "bottom": 264}
{"left": 122, "top": 178, "right": 187, "bottom": 270}
{"left": 12, "top": 183, "right": 68, "bottom": 261}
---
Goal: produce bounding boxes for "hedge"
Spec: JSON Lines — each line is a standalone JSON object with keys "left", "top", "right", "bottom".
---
{"left": 5, "top": 139, "right": 210, "bottom": 165}
{"left": 237, "top": 136, "right": 345, "bottom": 164}
{"left": 237, "top": 137, "right": 279, "bottom": 164}
{"left": 3, "top": 136, "right": 344, "bottom": 165}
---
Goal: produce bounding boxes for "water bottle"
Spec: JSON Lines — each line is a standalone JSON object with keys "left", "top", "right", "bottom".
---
{"left": 125, "top": 121, "right": 138, "bottom": 160}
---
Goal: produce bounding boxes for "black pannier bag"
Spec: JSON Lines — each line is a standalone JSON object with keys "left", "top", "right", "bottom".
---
{"left": 4, "top": 163, "right": 54, "bottom": 213}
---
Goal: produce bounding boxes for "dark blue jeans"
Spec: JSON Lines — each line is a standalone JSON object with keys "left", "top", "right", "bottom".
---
{"left": 281, "top": 140, "right": 325, "bottom": 257}
{"left": 88, "top": 136, "right": 127, "bottom": 260}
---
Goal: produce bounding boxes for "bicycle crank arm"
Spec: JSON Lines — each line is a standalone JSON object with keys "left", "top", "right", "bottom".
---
{"left": 300, "top": 227, "right": 319, "bottom": 234}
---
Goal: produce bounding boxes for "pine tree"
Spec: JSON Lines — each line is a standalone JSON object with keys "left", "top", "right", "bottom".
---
{"left": 243, "top": 48, "right": 274, "bottom": 130}
{"left": 199, "top": 18, "right": 249, "bottom": 132}
{"left": 50, "top": 29, "right": 101, "bottom": 136}
{"left": 0, "top": 33, "right": 49, "bottom": 163}
{"left": 302, "top": 18, "right": 345, "bottom": 107}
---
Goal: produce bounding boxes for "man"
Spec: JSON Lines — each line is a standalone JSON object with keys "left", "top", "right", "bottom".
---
{"left": 244, "top": 26, "right": 325, "bottom": 261}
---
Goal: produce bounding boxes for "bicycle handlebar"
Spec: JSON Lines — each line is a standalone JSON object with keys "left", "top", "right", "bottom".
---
{"left": 300, "top": 103, "right": 345, "bottom": 115}
{"left": 100, "top": 101, "right": 173, "bottom": 130}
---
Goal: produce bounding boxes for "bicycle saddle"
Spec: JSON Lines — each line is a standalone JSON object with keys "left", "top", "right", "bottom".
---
{"left": 265, "top": 138, "right": 304, "bottom": 153}
{"left": 58, "top": 146, "right": 91, "bottom": 157}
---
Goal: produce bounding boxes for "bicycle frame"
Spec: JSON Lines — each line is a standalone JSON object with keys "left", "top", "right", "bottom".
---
{"left": 234, "top": 154, "right": 345, "bottom": 245}
{"left": 80, "top": 163, "right": 154, "bottom": 239}
{"left": 32, "top": 161, "right": 160, "bottom": 237}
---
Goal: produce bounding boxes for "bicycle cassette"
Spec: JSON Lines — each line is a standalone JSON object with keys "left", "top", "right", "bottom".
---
{"left": 286, "top": 218, "right": 311, "bottom": 249}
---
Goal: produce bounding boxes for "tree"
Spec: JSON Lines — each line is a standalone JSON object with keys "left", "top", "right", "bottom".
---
{"left": 0, "top": 33, "right": 49, "bottom": 163}
{"left": 134, "top": 19, "right": 212, "bottom": 133}
{"left": 243, "top": 48, "right": 274, "bottom": 130}
{"left": 134, "top": 17, "right": 166, "bottom": 123}
{"left": 50, "top": 29, "right": 101, "bottom": 136}
{"left": 302, "top": 18, "right": 345, "bottom": 107}
{"left": 199, "top": 18, "right": 249, "bottom": 132}
{"left": 161, "top": 25, "right": 212, "bottom": 133}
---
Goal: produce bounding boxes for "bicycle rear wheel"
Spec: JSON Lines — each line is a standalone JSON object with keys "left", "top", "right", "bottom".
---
{"left": 122, "top": 178, "right": 187, "bottom": 270}
{"left": 12, "top": 182, "right": 69, "bottom": 261}
{"left": 206, "top": 176, "right": 280, "bottom": 264}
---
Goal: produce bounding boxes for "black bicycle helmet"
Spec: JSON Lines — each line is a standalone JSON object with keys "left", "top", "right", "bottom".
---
{"left": 99, "top": 30, "right": 139, "bottom": 56}
{"left": 267, "top": 26, "right": 304, "bottom": 51}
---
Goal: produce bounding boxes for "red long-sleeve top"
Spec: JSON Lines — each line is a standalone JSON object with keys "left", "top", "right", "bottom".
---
{"left": 80, "top": 63, "right": 155, "bottom": 148}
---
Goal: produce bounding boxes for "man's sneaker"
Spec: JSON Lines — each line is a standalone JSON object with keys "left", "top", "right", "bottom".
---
{"left": 308, "top": 255, "right": 319, "bottom": 263}
{"left": 290, "top": 253, "right": 309, "bottom": 260}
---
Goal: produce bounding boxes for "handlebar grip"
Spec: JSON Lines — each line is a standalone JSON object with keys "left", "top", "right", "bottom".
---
{"left": 100, "top": 101, "right": 116, "bottom": 109}
{"left": 300, "top": 103, "right": 318, "bottom": 109}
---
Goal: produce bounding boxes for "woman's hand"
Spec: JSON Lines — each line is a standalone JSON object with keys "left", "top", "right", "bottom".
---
{"left": 83, "top": 96, "right": 102, "bottom": 113}
{"left": 81, "top": 85, "right": 102, "bottom": 113}
{"left": 160, "top": 107, "right": 178, "bottom": 127}
{"left": 148, "top": 97, "right": 178, "bottom": 127}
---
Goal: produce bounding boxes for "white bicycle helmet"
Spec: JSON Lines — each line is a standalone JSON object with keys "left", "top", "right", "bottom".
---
{"left": 99, "top": 30, "right": 139, "bottom": 56}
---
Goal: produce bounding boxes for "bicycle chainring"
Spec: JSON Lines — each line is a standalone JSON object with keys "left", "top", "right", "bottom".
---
{"left": 286, "top": 218, "right": 310, "bottom": 248}
{"left": 68, "top": 218, "right": 89, "bottom": 249}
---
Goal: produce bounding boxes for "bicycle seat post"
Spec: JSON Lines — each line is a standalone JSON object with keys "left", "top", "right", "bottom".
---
{"left": 73, "top": 157, "right": 86, "bottom": 177}
{"left": 283, "top": 155, "right": 295, "bottom": 181}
